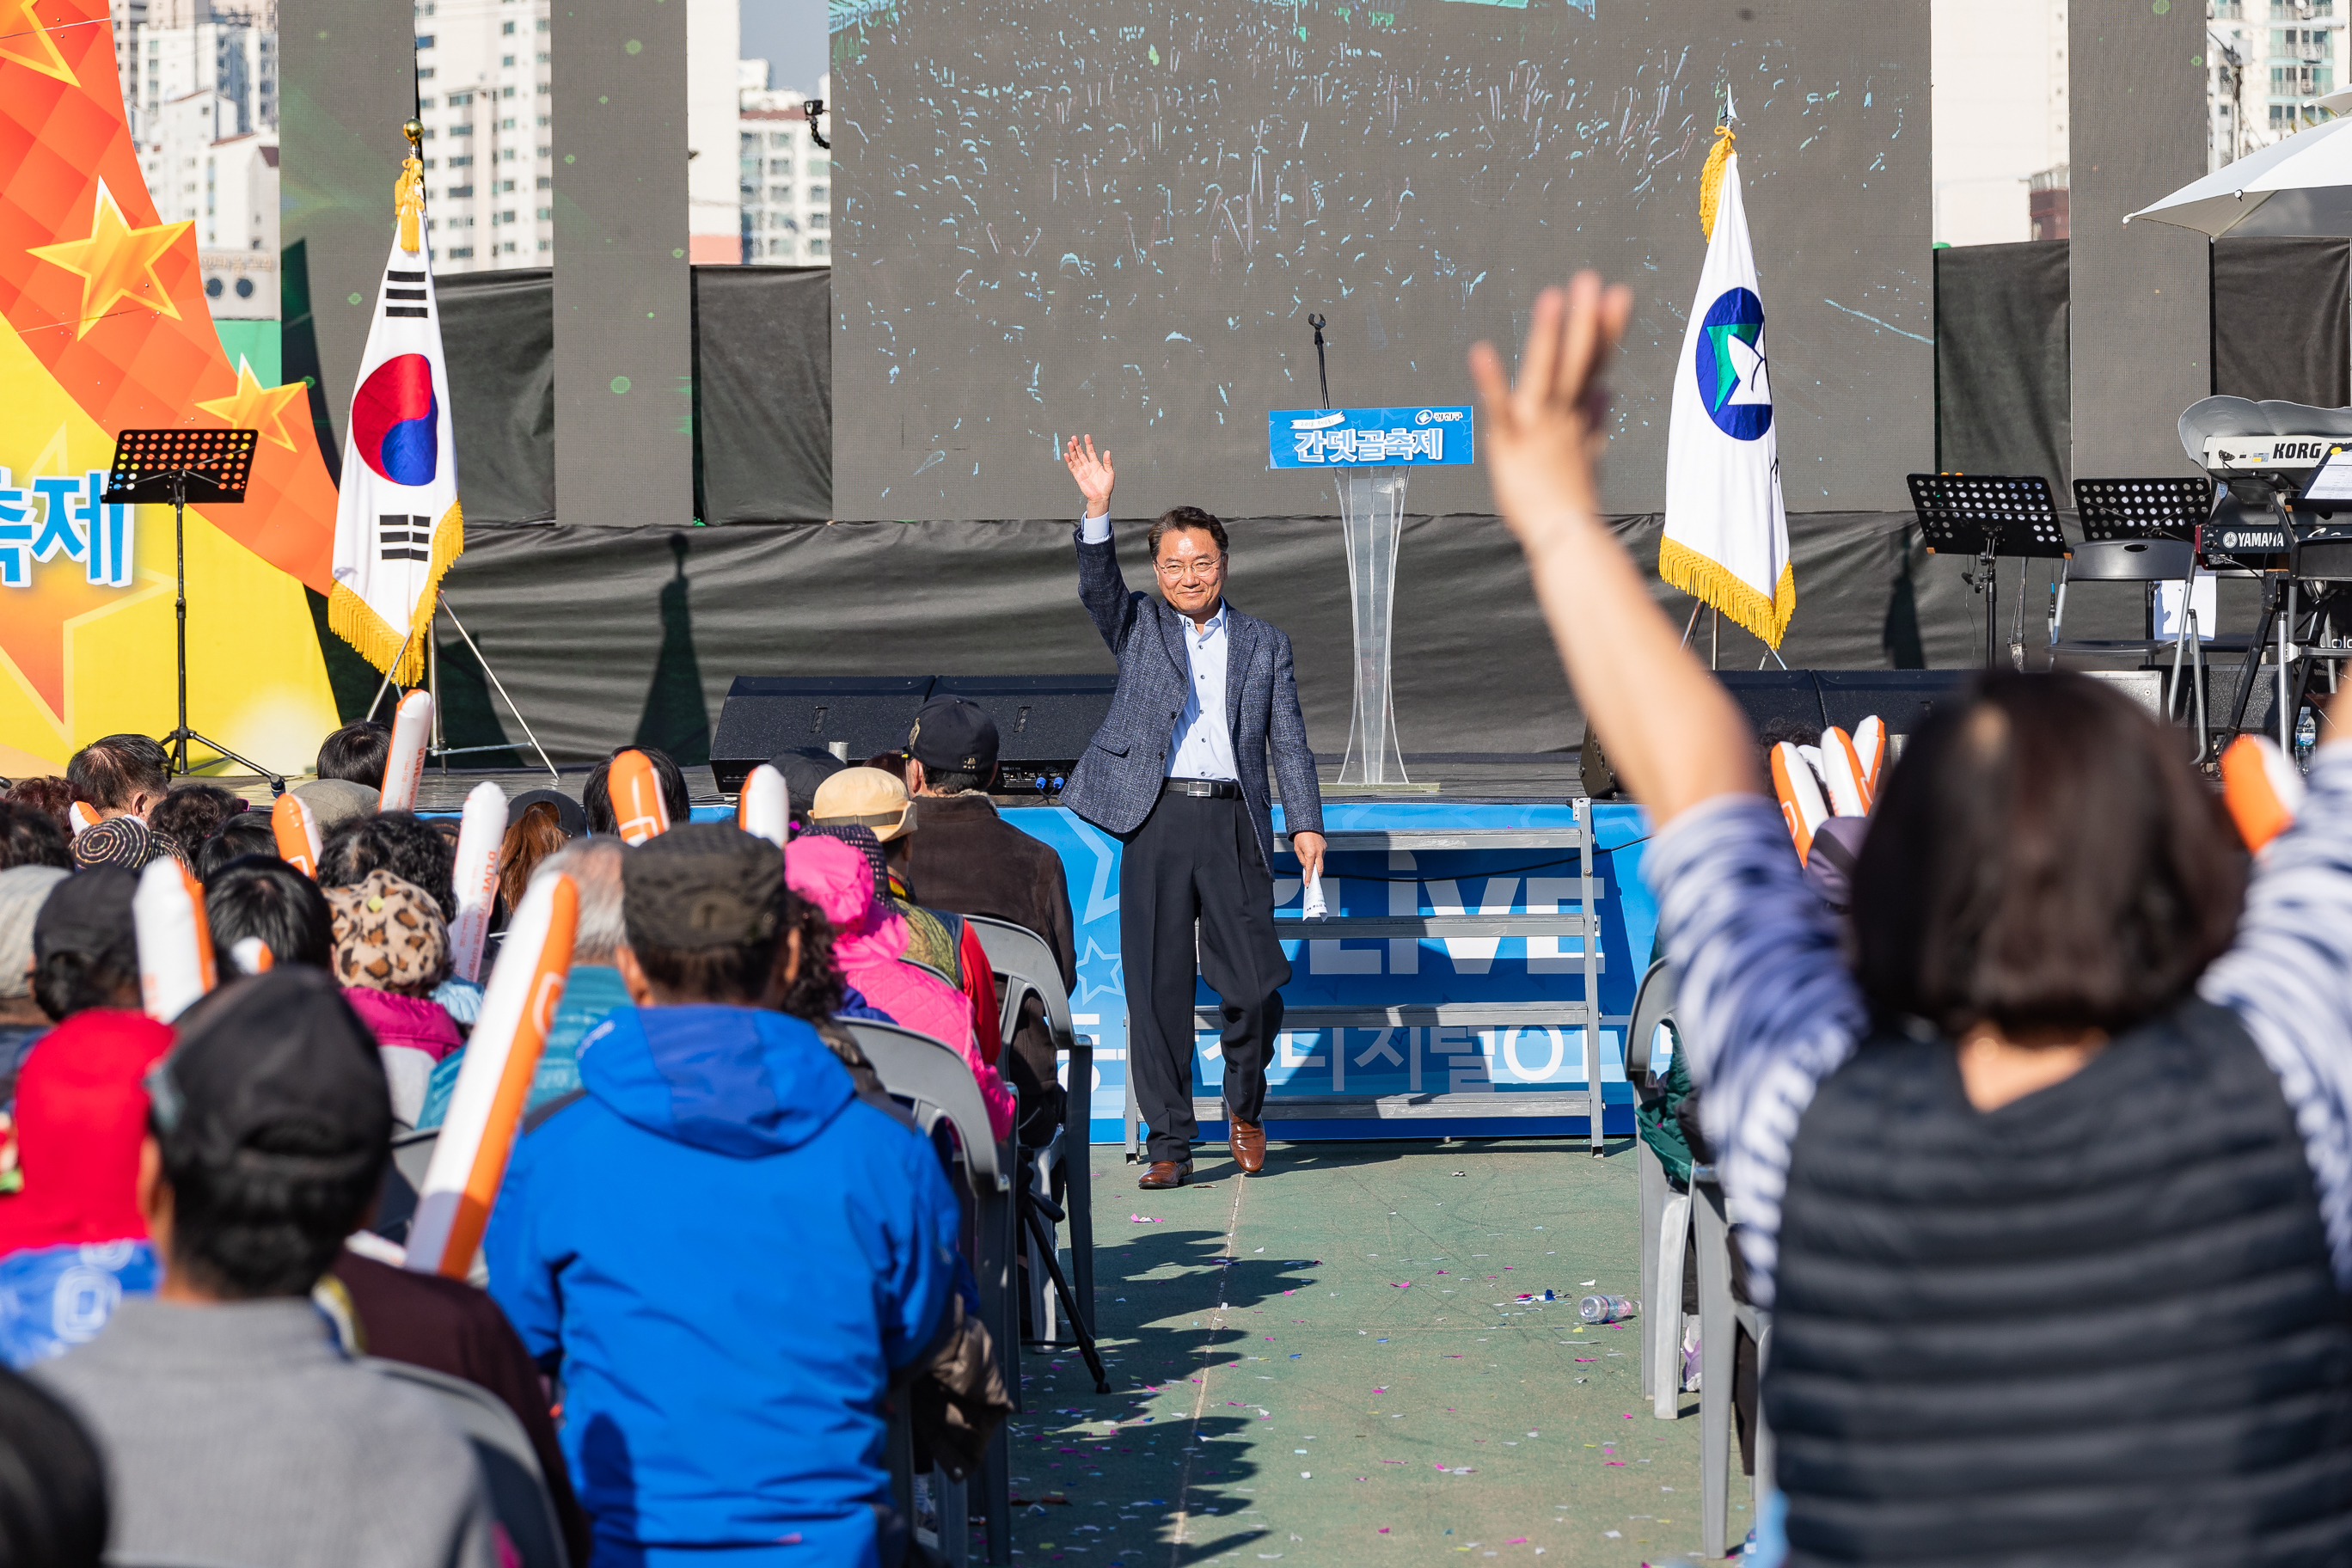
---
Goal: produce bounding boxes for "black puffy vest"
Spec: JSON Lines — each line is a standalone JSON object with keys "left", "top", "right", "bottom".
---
{"left": 1769, "top": 1000, "right": 2352, "bottom": 1567}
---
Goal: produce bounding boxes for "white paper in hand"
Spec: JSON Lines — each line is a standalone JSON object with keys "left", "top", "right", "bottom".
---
{"left": 1302, "top": 871, "right": 1329, "bottom": 922}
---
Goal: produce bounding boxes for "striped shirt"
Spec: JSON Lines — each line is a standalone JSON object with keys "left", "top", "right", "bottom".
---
{"left": 1648, "top": 744, "right": 2352, "bottom": 1308}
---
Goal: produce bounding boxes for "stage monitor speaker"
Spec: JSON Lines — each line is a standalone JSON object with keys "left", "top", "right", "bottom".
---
{"left": 1715, "top": 671, "right": 1828, "bottom": 740}
{"left": 709, "top": 676, "right": 936, "bottom": 793}
{"left": 1816, "top": 670, "right": 1975, "bottom": 737}
{"left": 928, "top": 673, "right": 1118, "bottom": 796}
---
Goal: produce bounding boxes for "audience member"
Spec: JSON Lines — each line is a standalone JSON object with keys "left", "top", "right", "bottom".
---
{"left": 319, "top": 812, "right": 456, "bottom": 924}
{"left": 786, "top": 834, "right": 1013, "bottom": 1140}
{"left": 30, "top": 869, "right": 140, "bottom": 1023}
{"left": 0, "top": 1365, "right": 107, "bottom": 1568}
{"left": 0, "top": 802, "right": 69, "bottom": 872}
{"left": 506, "top": 787, "right": 587, "bottom": 841}
{"left": 2, "top": 778, "right": 74, "bottom": 840}
{"left": 581, "top": 744, "right": 690, "bottom": 836}
{"left": 420, "top": 837, "right": 629, "bottom": 1130}
{"left": 325, "top": 871, "right": 459, "bottom": 1128}
{"left": 144, "top": 784, "right": 245, "bottom": 854}
{"left": 1476, "top": 275, "right": 2352, "bottom": 1563}
{"left": 807, "top": 775, "right": 1004, "bottom": 1075}
{"left": 205, "top": 858, "right": 334, "bottom": 976}
{"left": 0, "top": 996, "right": 170, "bottom": 1366}
{"left": 194, "top": 812, "right": 278, "bottom": 881}
{"left": 320, "top": 1251, "right": 592, "bottom": 1565}
{"left": 291, "top": 776, "right": 378, "bottom": 831}
{"left": 70, "top": 817, "right": 175, "bottom": 874}
{"left": 0, "top": 868, "right": 67, "bottom": 1093}
{"left": 496, "top": 798, "right": 571, "bottom": 919}
{"left": 64, "top": 736, "right": 168, "bottom": 823}
{"left": 899, "top": 696, "right": 1078, "bottom": 1141}
{"left": 315, "top": 720, "right": 393, "bottom": 791}
{"left": 768, "top": 747, "right": 845, "bottom": 828}
{"left": 35, "top": 969, "right": 496, "bottom": 1568}
{"left": 774, "top": 885, "right": 917, "bottom": 1126}
{"left": 488, "top": 824, "right": 962, "bottom": 1566}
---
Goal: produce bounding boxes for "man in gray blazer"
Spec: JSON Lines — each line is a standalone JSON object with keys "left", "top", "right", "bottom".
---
{"left": 1059, "top": 436, "right": 1326, "bottom": 1189}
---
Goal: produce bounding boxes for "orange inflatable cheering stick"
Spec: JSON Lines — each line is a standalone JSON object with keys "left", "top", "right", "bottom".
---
{"left": 737, "top": 763, "right": 789, "bottom": 848}
{"left": 1771, "top": 742, "right": 1829, "bottom": 861}
{"left": 609, "top": 750, "right": 670, "bottom": 844}
{"left": 2221, "top": 734, "right": 2306, "bottom": 856}
{"left": 378, "top": 689, "right": 433, "bottom": 812}
{"left": 406, "top": 872, "right": 579, "bottom": 1277}
{"left": 134, "top": 858, "right": 217, "bottom": 1021}
{"left": 271, "top": 793, "right": 321, "bottom": 878}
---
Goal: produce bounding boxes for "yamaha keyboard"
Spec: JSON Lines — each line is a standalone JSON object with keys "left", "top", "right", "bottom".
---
{"left": 2197, "top": 516, "right": 2352, "bottom": 578}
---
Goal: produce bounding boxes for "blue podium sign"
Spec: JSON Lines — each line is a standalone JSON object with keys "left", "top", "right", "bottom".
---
{"left": 1267, "top": 406, "right": 1474, "bottom": 469}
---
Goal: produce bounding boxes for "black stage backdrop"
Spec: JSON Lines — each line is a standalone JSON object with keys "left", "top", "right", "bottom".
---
{"left": 420, "top": 511, "right": 2172, "bottom": 766}
{"left": 433, "top": 266, "right": 836, "bottom": 526}
{"left": 2213, "top": 237, "right": 2350, "bottom": 410}
{"left": 1935, "top": 241, "right": 2069, "bottom": 486}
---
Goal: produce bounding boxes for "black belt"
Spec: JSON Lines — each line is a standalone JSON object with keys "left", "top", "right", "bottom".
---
{"left": 1163, "top": 777, "right": 1242, "bottom": 799}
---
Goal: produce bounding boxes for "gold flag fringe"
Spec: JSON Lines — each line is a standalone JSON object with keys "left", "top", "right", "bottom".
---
{"left": 328, "top": 498, "right": 464, "bottom": 683}
{"left": 1698, "top": 126, "right": 1735, "bottom": 242}
{"left": 1659, "top": 536, "right": 1795, "bottom": 650}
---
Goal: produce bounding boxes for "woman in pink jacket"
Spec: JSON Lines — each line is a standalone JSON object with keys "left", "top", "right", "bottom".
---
{"left": 785, "top": 834, "right": 1014, "bottom": 1142}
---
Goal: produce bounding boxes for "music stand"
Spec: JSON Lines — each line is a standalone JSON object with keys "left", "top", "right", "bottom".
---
{"left": 103, "top": 429, "right": 282, "bottom": 786}
{"left": 1907, "top": 473, "right": 2071, "bottom": 669}
{"left": 2072, "top": 475, "right": 2214, "bottom": 542}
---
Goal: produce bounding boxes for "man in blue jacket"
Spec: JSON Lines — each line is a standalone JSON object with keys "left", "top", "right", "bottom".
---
{"left": 487, "top": 824, "right": 962, "bottom": 1568}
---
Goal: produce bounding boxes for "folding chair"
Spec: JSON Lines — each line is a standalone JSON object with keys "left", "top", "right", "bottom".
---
{"left": 364, "top": 1357, "right": 572, "bottom": 1568}
{"left": 2047, "top": 536, "right": 2233, "bottom": 756}
{"left": 1694, "top": 1167, "right": 1773, "bottom": 1560}
{"left": 850, "top": 1020, "right": 1021, "bottom": 1566}
{"left": 1625, "top": 958, "right": 1694, "bottom": 1421}
{"left": 963, "top": 915, "right": 1096, "bottom": 1346}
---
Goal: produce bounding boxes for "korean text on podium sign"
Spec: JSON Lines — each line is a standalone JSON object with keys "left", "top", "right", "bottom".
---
{"left": 1267, "top": 406, "right": 1476, "bottom": 469}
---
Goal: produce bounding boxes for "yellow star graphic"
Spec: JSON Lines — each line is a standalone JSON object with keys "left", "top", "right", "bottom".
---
{"left": 28, "top": 181, "right": 192, "bottom": 339}
{"left": 0, "top": 0, "right": 78, "bottom": 85}
{"left": 194, "top": 355, "right": 310, "bottom": 451}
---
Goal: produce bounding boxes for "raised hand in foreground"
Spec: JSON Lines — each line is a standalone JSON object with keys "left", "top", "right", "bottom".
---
{"left": 1469, "top": 274, "right": 1760, "bottom": 823}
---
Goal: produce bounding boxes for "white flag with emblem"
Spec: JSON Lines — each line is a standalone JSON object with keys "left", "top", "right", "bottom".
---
{"left": 1660, "top": 131, "right": 1792, "bottom": 648}
{"left": 328, "top": 149, "right": 462, "bottom": 683}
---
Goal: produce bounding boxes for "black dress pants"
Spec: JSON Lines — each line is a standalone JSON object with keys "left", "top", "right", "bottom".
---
{"left": 1120, "top": 791, "right": 1291, "bottom": 1163}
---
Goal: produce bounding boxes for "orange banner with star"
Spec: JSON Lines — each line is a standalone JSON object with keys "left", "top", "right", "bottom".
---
{"left": 0, "top": 0, "right": 337, "bottom": 776}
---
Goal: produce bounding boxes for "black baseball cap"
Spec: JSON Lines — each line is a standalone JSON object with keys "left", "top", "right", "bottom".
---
{"left": 149, "top": 967, "right": 391, "bottom": 1180}
{"left": 32, "top": 866, "right": 138, "bottom": 972}
{"left": 907, "top": 696, "right": 999, "bottom": 775}
{"left": 766, "top": 747, "right": 845, "bottom": 820}
{"left": 622, "top": 822, "right": 784, "bottom": 950}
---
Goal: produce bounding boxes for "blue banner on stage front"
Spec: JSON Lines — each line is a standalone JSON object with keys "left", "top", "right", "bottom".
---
{"left": 1266, "top": 406, "right": 1475, "bottom": 469}
{"left": 1002, "top": 800, "right": 1659, "bottom": 1143}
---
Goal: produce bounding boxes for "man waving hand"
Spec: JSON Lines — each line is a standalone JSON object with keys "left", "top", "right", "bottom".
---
{"left": 1058, "top": 436, "right": 1326, "bottom": 1189}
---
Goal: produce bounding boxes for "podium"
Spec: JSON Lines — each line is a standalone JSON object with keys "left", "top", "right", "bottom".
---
{"left": 1271, "top": 403, "right": 1474, "bottom": 790}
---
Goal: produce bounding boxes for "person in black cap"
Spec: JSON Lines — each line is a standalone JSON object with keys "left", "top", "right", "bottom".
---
{"left": 897, "top": 696, "right": 1078, "bottom": 1144}
{"left": 31, "top": 867, "right": 142, "bottom": 1022}
{"left": 34, "top": 968, "right": 497, "bottom": 1568}
{"left": 768, "top": 746, "right": 846, "bottom": 830}
{"left": 488, "top": 823, "right": 963, "bottom": 1566}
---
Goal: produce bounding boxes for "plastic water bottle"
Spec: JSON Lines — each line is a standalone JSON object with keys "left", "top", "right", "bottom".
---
{"left": 2299, "top": 707, "right": 2320, "bottom": 773}
{"left": 1577, "top": 1294, "right": 1637, "bottom": 1325}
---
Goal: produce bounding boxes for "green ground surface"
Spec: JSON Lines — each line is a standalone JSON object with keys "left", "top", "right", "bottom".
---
{"left": 1001, "top": 1140, "right": 1734, "bottom": 1567}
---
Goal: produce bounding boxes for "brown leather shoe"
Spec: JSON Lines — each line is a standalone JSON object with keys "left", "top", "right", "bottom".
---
{"left": 1136, "top": 1160, "right": 1191, "bottom": 1190}
{"left": 1230, "top": 1118, "right": 1266, "bottom": 1175}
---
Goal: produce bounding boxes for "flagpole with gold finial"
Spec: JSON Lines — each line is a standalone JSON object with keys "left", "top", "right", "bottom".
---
{"left": 396, "top": 119, "right": 427, "bottom": 254}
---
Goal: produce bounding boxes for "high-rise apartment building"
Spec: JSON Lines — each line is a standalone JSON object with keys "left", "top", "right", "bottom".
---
{"left": 2209, "top": 0, "right": 2347, "bottom": 170}
{"left": 412, "top": 0, "right": 554, "bottom": 272}
{"left": 739, "top": 64, "right": 830, "bottom": 265}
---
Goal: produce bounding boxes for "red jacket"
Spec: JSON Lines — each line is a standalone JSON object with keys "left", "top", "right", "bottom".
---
{"left": 0, "top": 1009, "right": 173, "bottom": 1256}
